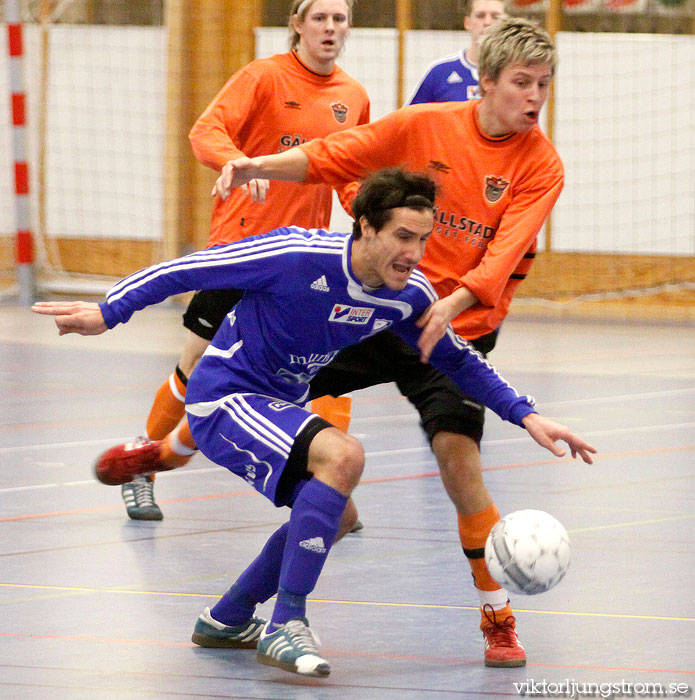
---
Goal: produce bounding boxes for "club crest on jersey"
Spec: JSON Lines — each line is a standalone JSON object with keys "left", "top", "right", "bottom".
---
{"left": 329, "top": 304, "right": 374, "bottom": 325}
{"left": 330, "top": 101, "right": 348, "bottom": 124}
{"left": 484, "top": 175, "right": 510, "bottom": 203}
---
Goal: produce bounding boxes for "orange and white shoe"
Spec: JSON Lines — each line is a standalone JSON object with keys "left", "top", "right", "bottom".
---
{"left": 481, "top": 604, "right": 526, "bottom": 667}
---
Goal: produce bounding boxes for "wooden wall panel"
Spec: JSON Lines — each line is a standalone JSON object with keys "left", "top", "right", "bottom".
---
{"left": 164, "top": 0, "right": 261, "bottom": 259}
{"left": 519, "top": 252, "right": 695, "bottom": 299}
{"left": 47, "top": 238, "right": 158, "bottom": 277}
{"left": 0, "top": 237, "right": 13, "bottom": 272}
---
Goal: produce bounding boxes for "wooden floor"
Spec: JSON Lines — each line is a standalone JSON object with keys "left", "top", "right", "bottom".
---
{"left": 1, "top": 303, "right": 694, "bottom": 699}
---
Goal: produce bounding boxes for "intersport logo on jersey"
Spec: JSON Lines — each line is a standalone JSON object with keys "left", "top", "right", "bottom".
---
{"left": 329, "top": 304, "right": 374, "bottom": 325}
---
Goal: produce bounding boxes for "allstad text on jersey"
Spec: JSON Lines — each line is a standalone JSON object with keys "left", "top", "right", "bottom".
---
{"left": 434, "top": 207, "right": 495, "bottom": 240}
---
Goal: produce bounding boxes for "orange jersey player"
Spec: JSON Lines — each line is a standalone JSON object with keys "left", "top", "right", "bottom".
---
{"left": 118, "top": 0, "right": 368, "bottom": 522}
{"left": 299, "top": 96, "right": 562, "bottom": 341}
{"left": 191, "top": 49, "right": 369, "bottom": 246}
{"left": 213, "top": 17, "right": 564, "bottom": 669}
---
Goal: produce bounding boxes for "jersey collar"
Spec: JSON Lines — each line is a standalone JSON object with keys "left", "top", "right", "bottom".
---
{"left": 290, "top": 50, "right": 337, "bottom": 79}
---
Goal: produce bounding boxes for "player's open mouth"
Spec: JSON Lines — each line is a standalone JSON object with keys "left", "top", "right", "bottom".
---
{"left": 525, "top": 111, "right": 538, "bottom": 121}
{"left": 393, "top": 263, "right": 411, "bottom": 275}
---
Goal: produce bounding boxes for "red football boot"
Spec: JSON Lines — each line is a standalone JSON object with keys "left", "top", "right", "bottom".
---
{"left": 481, "top": 604, "right": 527, "bottom": 667}
{"left": 94, "top": 438, "right": 172, "bottom": 485}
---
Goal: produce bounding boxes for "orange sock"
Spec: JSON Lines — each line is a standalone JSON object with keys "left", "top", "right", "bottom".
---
{"left": 458, "top": 502, "right": 504, "bottom": 593}
{"left": 146, "top": 369, "right": 187, "bottom": 440}
{"left": 311, "top": 395, "right": 352, "bottom": 432}
{"left": 480, "top": 603, "right": 514, "bottom": 629}
{"left": 160, "top": 419, "right": 197, "bottom": 468}
{"left": 458, "top": 504, "right": 513, "bottom": 622}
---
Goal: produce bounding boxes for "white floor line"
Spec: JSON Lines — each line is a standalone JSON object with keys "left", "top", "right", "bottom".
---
{"left": 1, "top": 421, "right": 692, "bottom": 496}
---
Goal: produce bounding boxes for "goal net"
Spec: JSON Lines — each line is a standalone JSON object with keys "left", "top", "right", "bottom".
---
{"left": 516, "top": 31, "right": 695, "bottom": 314}
{"left": 1, "top": 0, "right": 166, "bottom": 296}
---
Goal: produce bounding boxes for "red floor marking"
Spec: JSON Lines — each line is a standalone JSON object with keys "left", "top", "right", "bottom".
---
{"left": 0, "top": 632, "right": 190, "bottom": 647}
{"left": 0, "top": 489, "right": 255, "bottom": 522}
{"left": 0, "top": 632, "right": 692, "bottom": 675}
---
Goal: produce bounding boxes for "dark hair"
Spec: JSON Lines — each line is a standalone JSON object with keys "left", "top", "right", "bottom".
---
{"left": 352, "top": 167, "right": 437, "bottom": 239}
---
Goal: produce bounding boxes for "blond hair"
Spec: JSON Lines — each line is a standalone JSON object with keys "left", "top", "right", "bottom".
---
{"left": 478, "top": 17, "right": 556, "bottom": 85}
{"left": 288, "top": 0, "right": 355, "bottom": 51}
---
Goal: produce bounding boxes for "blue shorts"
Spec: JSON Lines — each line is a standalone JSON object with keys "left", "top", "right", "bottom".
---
{"left": 186, "top": 393, "right": 325, "bottom": 506}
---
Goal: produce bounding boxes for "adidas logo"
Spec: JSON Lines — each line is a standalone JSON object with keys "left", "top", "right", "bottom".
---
{"left": 447, "top": 71, "right": 463, "bottom": 84}
{"left": 299, "top": 536, "right": 327, "bottom": 554}
{"left": 310, "top": 275, "right": 330, "bottom": 292}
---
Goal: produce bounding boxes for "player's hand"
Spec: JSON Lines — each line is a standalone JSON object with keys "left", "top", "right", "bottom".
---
{"left": 211, "top": 157, "right": 259, "bottom": 200}
{"left": 240, "top": 178, "right": 270, "bottom": 203}
{"left": 416, "top": 296, "right": 460, "bottom": 363}
{"left": 416, "top": 287, "right": 479, "bottom": 363}
{"left": 521, "top": 413, "right": 597, "bottom": 464}
{"left": 31, "top": 301, "right": 108, "bottom": 336}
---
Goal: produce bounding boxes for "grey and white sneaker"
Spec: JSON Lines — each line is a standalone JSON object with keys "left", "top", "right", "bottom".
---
{"left": 121, "top": 474, "right": 162, "bottom": 521}
{"left": 256, "top": 617, "right": 330, "bottom": 677}
{"left": 191, "top": 607, "right": 266, "bottom": 649}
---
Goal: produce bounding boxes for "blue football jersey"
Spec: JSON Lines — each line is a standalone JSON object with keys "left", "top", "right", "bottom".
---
{"left": 406, "top": 51, "right": 481, "bottom": 105}
{"left": 100, "top": 227, "right": 535, "bottom": 426}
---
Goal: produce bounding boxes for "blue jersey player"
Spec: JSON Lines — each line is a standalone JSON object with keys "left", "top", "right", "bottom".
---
{"left": 33, "top": 168, "right": 595, "bottom": 678}
{"left": 405, "top": 0, "right": 506, "bottom": 105}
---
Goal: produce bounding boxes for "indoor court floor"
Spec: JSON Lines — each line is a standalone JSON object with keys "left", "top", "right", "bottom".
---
{"left": 1, "top": 302, "right": 693, "bottom": 699}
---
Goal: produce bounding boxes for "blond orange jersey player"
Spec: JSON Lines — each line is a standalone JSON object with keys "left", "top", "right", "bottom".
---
{"left": 213, "top": 18, "right": 562, "bottom": 668}
{"left": 120, "top": 0, "right": 369, "bottom": 522}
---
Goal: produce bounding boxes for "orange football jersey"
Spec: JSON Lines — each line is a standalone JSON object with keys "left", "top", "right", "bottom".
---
{"left": 190, "top": 52, "right": 370, "bottom": 247}
{"left": 299, "top": 99, "right": 563, "bottom": 339}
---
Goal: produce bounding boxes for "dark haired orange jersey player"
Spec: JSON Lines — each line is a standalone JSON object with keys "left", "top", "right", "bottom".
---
{"left": 213, "top": 18, "right": 562, "bottom": 668}
{"left": 120, "top": 0, "right": 369, "bottom": 521}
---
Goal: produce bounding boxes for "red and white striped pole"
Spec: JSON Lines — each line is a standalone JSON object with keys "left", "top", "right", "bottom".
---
{"left": 6, "top": 0, "right": 36, "bottom": 304}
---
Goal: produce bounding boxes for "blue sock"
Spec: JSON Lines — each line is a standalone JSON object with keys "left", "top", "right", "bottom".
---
{"left": 270, "top": 479, "right": 347, "bottom": 629}
{"left": 210, "top": 522, "right": 289, "bottom": 626}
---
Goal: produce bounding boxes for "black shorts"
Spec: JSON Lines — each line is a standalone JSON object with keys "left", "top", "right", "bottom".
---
{"left": 182, "top": 288, "right": 245, "bottom": 341}
{"left": 309, "top": 328, "right": 499, "bottom": 446}
{"left": 275, "top": 416, "right": 333, "bottom": 507}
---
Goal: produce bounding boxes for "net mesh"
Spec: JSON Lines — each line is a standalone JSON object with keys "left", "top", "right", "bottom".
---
{"left": 1, "top": 0, "right": 166, "bottom": 296}
{"left": 518, "top": 31, "right": 695, "bottom": 314}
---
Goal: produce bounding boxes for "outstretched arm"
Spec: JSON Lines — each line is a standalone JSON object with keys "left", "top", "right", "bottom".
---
{"left": 522, "top": 412, "right": 596, "bottom": 464}
{"left": 212, "top": 149, "right": 310, "bottom": 201}
{"left": 31, "top": 301, "right": 107, "bottom": 336}
{"left": 394, "top": 316, "right": 597, "bottom": 465}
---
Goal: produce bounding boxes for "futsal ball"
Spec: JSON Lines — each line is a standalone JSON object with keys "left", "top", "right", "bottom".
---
{"left": 484, "top": 509, "right": 571, "bottom": 595}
